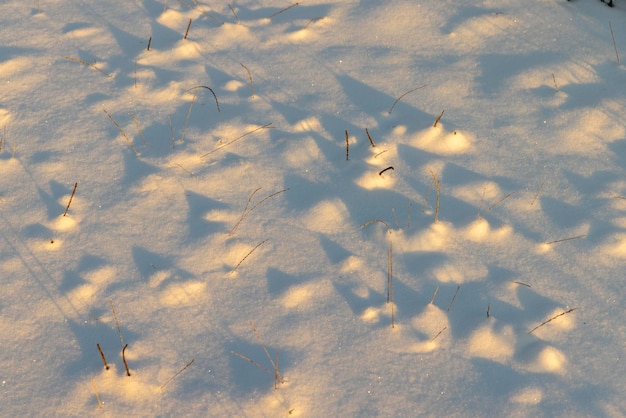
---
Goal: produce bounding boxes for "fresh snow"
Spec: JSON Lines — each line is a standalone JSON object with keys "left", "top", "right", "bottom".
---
{"left": 1, "top": 0, "right": 626, "bottom": 416}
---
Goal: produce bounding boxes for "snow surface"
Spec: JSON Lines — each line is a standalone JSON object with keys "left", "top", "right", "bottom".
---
{"left": 1, "top": 0, "right": 626, "bottom": 416}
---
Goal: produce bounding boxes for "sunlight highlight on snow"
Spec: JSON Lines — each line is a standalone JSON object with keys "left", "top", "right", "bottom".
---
{"left": 467, "top": 323, "right": 515, "bottom": 364}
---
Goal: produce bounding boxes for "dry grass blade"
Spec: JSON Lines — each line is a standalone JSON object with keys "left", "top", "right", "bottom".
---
{"left": 531, "top": 181, "right": 544, "bottom": 206}
{"left": 610, "top": 21, "right": 620, "bottom": 64}
{"left": 431, "top": 326, "right": 447, "bottom": 341}
{"left": 64, "top": 56, "right": 112, "bottom": 78}
{"left": 388, "top": 84, "right": 427, "bottom": 114}
{"left": 230, "top": 188, "right": 289, "bottom": 235}
{"left": 360, "top": 219, "right": 391, "bottom": 231}
{"left": 180, "top": 91, "right": 197, "bottom": 143}
{"left": 129, "top": 112, "right": 147, "bottom": 147}
{"left": 91, "top": 378, "right": 103, "bottom": 409}
{"left": 200, "top": 123, "right": 273, "bottom": 158}
{"left": 229, "top": 4, "right": 240, "bottom": 24}
{"left": 528, "top": 308, "right": 578, "bottom": 334}
{"left": 447, "top": 285, "right": 460, "bottom": 312}
{"left": 433, "top": 109, "right": 445, "bottom": 127}
{"left": 270, "top": 2, "right": 300, "bottom": 18}
{"left": 240, "top": 63, "right": 254, "bottom": 97}
{"left": 230, "top": 239, "right": 269, "bottom": 274}
{"left": 481, "top": 191, "right": 515, "bottom": 217}
{"left": 186, "top": 85, "right": 221, "bottom": 112}
{"left": 63, "top": 182, "right": 78, "bottom": 217}
{"left": 160, "top": 359, "right": 195, "bottom": 390}
{"left": 544, "top": 235, "right": 586, "bottom": 245}
{"left": 103, "top": 110, "right": 139, "bottom": 156}
{"left": 231, "top": 351, "right": 274, "bottom": 377}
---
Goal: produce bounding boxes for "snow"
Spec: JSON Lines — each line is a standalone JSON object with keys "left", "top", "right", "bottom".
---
{"left": 1, "top": 0, "right": 625, "bottom": 416}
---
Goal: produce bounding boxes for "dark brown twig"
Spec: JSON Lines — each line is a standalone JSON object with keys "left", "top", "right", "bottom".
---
{"left": 63, "top": 182, "right": 78, "bottom": 217}
{"left": 97, "top": 343, "right": 109, "bottom": 370}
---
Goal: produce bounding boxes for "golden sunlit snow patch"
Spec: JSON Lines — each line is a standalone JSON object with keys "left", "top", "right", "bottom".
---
{"left": 0, "top": 108, "right": 11, "bottom": 126}
{"left": 0, "top": 57, "right": 32, "bottom": 78}
{"left": 51, "top": 215, "right": 77, "bottom": 231}
{"left": 214, "top": 23, "right": 255, "bottom": 47}
{"left": 399, "top": 222, "right": 451, "bottom": 252}
{"left": 223, "top": 79, "right": 245, "bottom": 92}
{"left": 122, "top": 80, "right": 188, "bottom": 106}
{"left": 280, "top": 281, "right": 331, "bottom": 310}
{"left": 68, "top": 283, "right": 98, "bottom": 307}
{"left": 453, "top": 181, "right": 502, "bottom": 204}
{"left": 464, "top": 218, "right": 512, "bottom": 242}
{"left": 293, "top": 117, "right": 323, "bottom": 133}
{"left": 524, "top": 346, "right": 567, "bottom": 374}
{"left": 361, "top": 306, "right": 382, "bottom": 323}
{"left": 409, "top": 305, "right": 449, "bottom": 347}
{"left": 157, "top": 9, "right": 193, "bottom": 29}
{"left": 432, "top": 265, "right": 464, "bottom": 283}
{"left": 448, "top": 13, "right": 516, "bottom": 46}
{"left": 282, "top": 137, "right": 322, "bottom": 167}
{"left": 97, "top": 365, "right": 160, "bottom": 402}
{"left": 148, "top": 270, "right": 170, "bottom": 288}
{"left": 410, "top": 125, "right": 474, "bottom": 155}
{"left": 138, "top": 40, "right": 201, "bottom": 66}
{"left": 64, "top": 26, "right": 102, "bottom": 39}
{"left": 340, "top": 255, "right": 363, "bottom": 272}
{"left": 160, "top": 280, "right": 206, "bottom": 306}
{"left": 467, "top": 323, "right": 515, "bottom": 364}
{"left": 303, "top": 199, "right": 349, "bottom": 234}
{"left": 599, "top": 234, "right": 626, "bottom": 258}
{"left": 510, "top": 387, "right": 543, "bottom": 405}
{"left": 531, "top": 308, "right": 577, "bottom": 338}
{"left": 355, "top": 169, "right": 396, "bottom": 189}
{"left": 558, "top": 109, "right": 624, "bottom": 154}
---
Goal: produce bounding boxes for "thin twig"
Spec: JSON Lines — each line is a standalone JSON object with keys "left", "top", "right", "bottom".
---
{"left": 168, "top": 115, "right": 175, "bottom": 148}
{"left": 610, "top": 21, "right": 620, "bottom": 64}
{"left": 429, "top": 169, "right": 440, "bottom": 223}
{"left": 186, "top": 85, "right": 220, "bottom": 112}
{"left": 482, "top": 192, "right": 515, "bottom": 217}
{"left": 229, "top": 4, "right": 240, "bottom": 24}
{"left": 200, "top": 123, "right": 273, "bottom": 158}
{"left": 103, "top": 110, "right": 139, "bottom": 156}
{"left": 345, "top": 129, "right": 349, "bottom": 161}
{"left": 109, "top": 299, "right": 125, "bottom": 348}
{"left": 531, "top": 182, "right": 544, "bottom": 206}
{"left": 513, "top": 281, "right": 531, "bottom": 288}
{"left": 91, "top": 379, "right": 103, "bottom": 409}
{"left": 431, "top": 326, "right": 447, "bottom": 341}
{"left": 433, "top": 109, "right": 445, "bottom": 127}
{"left": 180, "top": 91, "right": 197, "bottom": 143}
{"left": 97, "top": 343, "right": 109, "bottom": 370}
{"left": 184, "top": 18, "right": 192, "bottom": 40}
{"left": 64, "top": 56, "right": 112, "bottom": 78}
{"left": 122, "top": 344, "right": 131, "bottom": 377}
{"left": 528, "top": 308, "right": 578, "bottom": 334}
{"left": 63, "top": 182, "right": 78, "bottom": 217}
{"left": 365, "top": 128, "right": 376, "bottom": 147}
{"left": 429, "top": 286, "right": 439, "bottom": 305}
{"left": 544, "top": 235, "right": 586, "bottom": 245}
{"left": 129, "top": 112, "right": 147, "bottom": 147}
{"left": 388, "top": 84, "right": 427, "bottom": 114}
{"left": 230, "top": 239, "right": 268, "bottom": 274}
{"left": 231, "top": 351, "right": 274, "bottom": 377}
{"left": 447, "top": 285, "right": 460, "bottom": 312}
{"left": 270, "top": 2, "right": 300, "bottom": 18}
{"left": 240, "top": 63, "right": 255, "bottom": 97}
{"left": 229, "top": 188, "right": 289, "bottom": 235}
{"left": 360, "top": 219, "right": 391, "bottom": 231}
{"left": 160, "top": 359, "right": 195, "bottom": 390}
